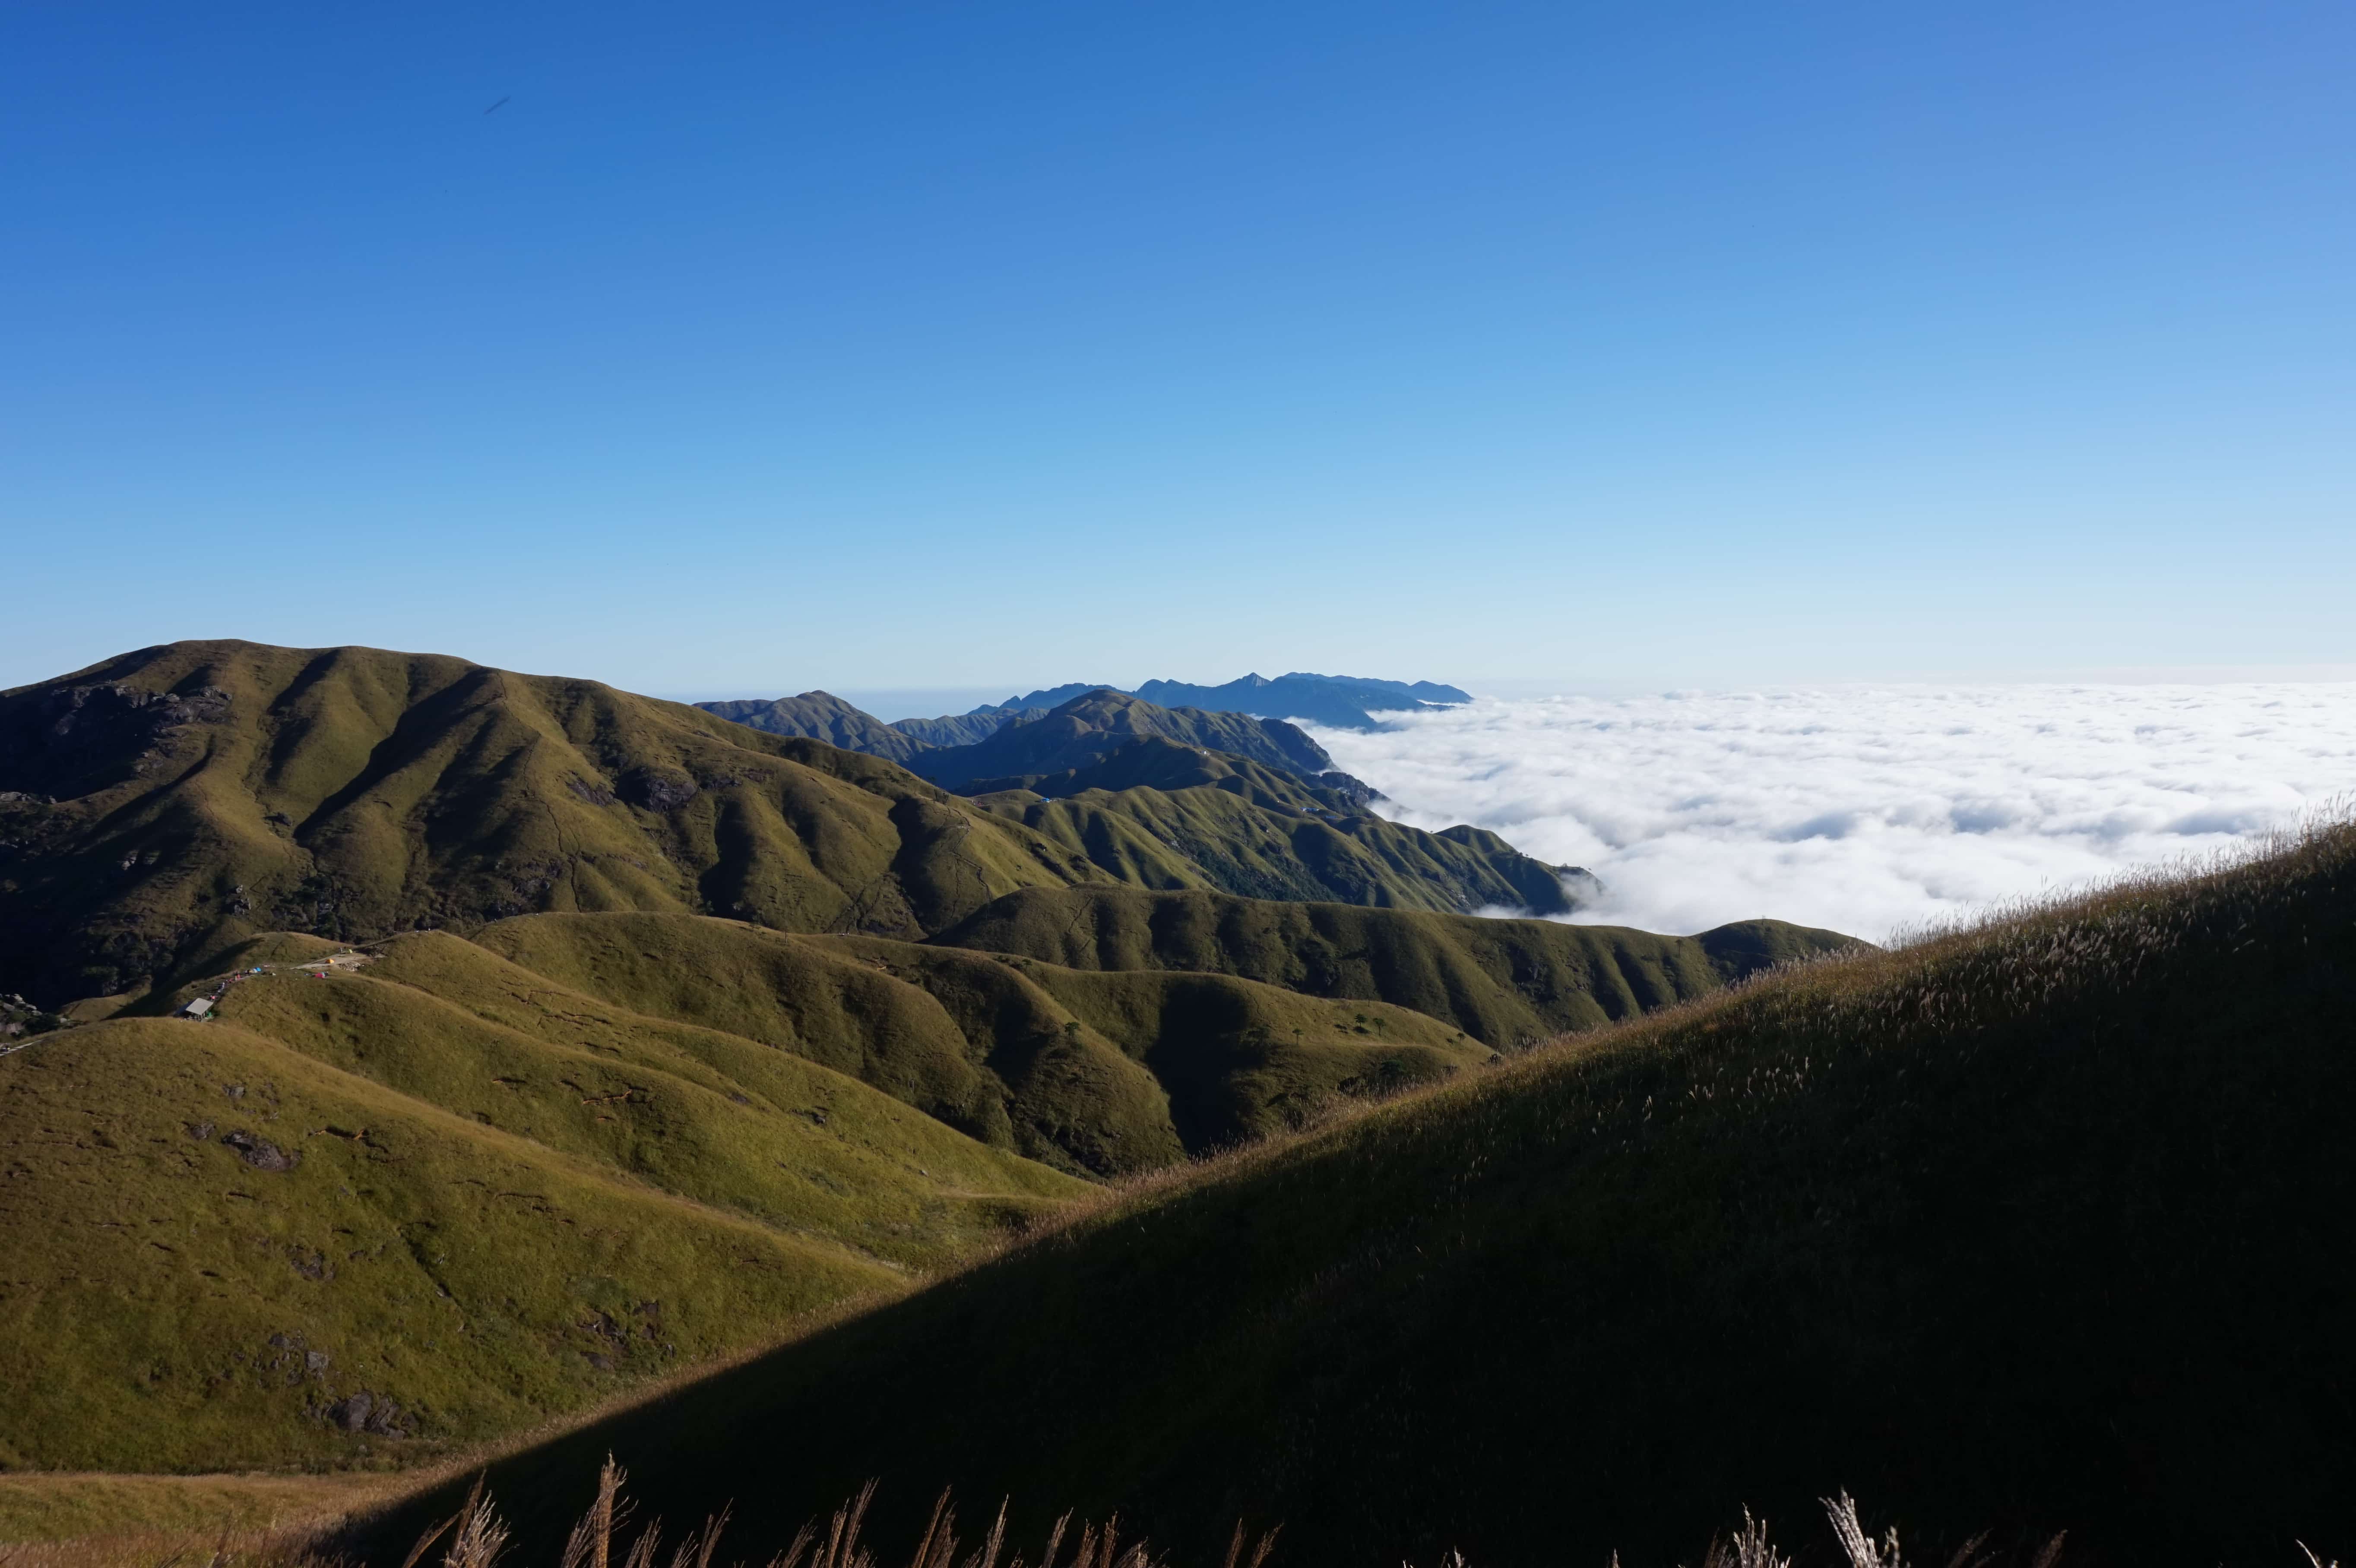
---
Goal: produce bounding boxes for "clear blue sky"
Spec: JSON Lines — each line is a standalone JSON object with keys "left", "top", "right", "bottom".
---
{"left": 5, "top": 0, "right": 2351, "bottom": 702}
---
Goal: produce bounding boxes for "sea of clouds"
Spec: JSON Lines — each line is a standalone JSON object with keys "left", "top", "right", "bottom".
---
{"left": 1304, "top": 684, "right": 2356, "bottom": 944}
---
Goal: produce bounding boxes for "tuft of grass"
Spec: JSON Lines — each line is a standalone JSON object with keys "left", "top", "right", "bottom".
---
{"left": 18, "top": 1464, "right": 2340, "bottom": 1568}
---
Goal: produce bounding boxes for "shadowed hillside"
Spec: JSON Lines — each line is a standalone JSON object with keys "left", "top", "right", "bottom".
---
{"left": 358, "top": 824, "right": 2356, "bottom": 1568}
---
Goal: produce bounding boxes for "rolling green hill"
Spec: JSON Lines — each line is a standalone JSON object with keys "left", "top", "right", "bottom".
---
{"left": 356, "top": 824, "right": 2356, "bottom": 1568}
{"left": 0, "top": 992, "right": 1083, "bottom": 1473}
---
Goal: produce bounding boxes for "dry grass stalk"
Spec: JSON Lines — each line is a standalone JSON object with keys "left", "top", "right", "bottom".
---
{"left": 1700, "top": 1509, "right": 1789, "bottom": 1568}
{"left": 441, "top": 1480, "right": 509, "bottom": 1568}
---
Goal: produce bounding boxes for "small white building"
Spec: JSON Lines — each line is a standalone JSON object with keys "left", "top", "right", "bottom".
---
{"left": 181, "top": 996, "right": 213, "bottom": 1018}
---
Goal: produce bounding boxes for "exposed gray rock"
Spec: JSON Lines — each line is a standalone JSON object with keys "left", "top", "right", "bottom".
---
{"left": 221, "top": 1129, "right": 298, "bottom": 1172}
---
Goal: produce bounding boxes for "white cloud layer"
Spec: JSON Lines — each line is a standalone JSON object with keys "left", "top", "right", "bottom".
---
{"left": 1304, "top": 684, "right": 2356, "bottom": 943}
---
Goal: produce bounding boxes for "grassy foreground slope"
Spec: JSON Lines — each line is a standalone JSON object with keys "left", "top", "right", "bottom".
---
{"left": 0, "top": 1018, "right": 916, "bottom": 1473}
{"left": 0, "top": 926, "right": 1094, "bottom": 1473}
{"left": 365, "top": 826, "right": 2356, "bottom": 1568}
{"left": 936, "top": 885, "right": 1854, "bottom": 1046}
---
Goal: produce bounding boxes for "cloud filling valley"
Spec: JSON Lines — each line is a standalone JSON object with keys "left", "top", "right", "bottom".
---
{"left": 1305, "top": 684, "right": 2356, "bottom": 943}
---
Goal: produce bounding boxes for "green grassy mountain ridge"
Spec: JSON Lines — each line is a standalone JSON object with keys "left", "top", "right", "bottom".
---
{"left": 357, "top": 823, "right": 2356, "bottom": 1568}
{"left": 0, "top": 643, "right": 1591, "bottom": 1010}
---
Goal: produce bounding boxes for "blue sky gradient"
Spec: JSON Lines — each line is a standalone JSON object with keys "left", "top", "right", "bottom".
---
{"left": 5, "top": 1, "right": 2351, "bottom": 699}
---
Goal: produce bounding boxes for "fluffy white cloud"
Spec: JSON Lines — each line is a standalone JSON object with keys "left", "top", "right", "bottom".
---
{"left": 1304, "top": 684, "right": 2356, "bottom": 942}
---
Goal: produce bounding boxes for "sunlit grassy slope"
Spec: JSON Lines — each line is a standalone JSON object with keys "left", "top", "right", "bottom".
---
{"left": 361, "top": 825, "right": 2356, "bottom": 1568}
{"left": 0, "top": 926, "right": 1105, "bottom": 1473}
{"left": 0, "top": 1015, "right": 945, "bottom": 1473}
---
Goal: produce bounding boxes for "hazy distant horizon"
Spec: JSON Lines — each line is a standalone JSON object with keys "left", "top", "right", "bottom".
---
{"left": 640, "top": 664, "right": 2356, "bottom": 725}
